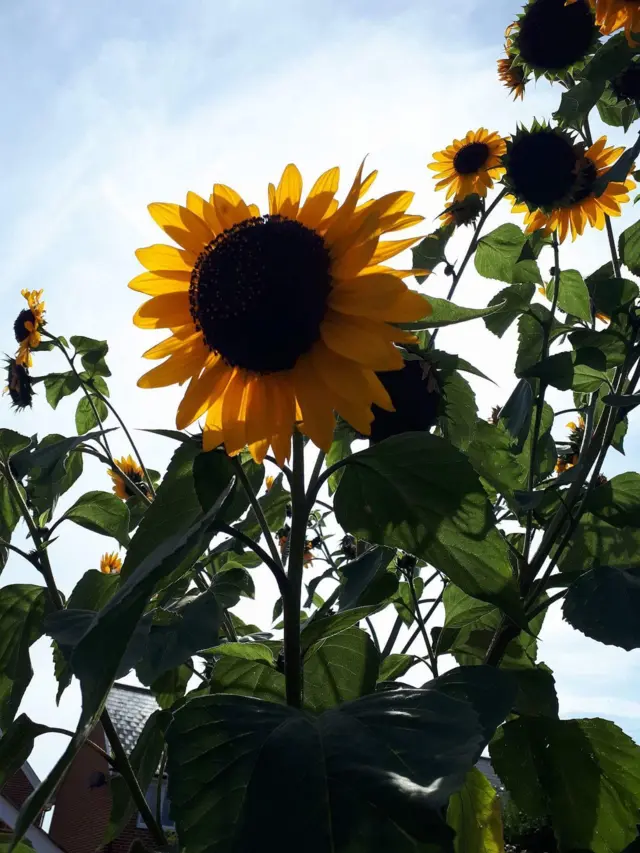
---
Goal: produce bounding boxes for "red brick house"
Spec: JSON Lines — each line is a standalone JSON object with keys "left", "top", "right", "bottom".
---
{"left": 49, "top": 684, "right": 169, "bottom": 853}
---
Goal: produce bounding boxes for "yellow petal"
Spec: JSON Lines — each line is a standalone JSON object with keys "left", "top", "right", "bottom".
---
{"left": 138, "top": 341, "right": 207, "bottom": 388}
{"left": 321, "top": 312, "right": 405, "bottom": 370}
{"left": 147, "top": 203, "right": 213, "bottom": 254}
{"left": 298, "top": 167, "right": 340, "bottom": 230}
{"left": 143, "top": 332, "right": 199, "bottom": 360}
{"left": 135, "top": 244, "right": 196, "bottom": 274}
{"left": 370, "top": 236, "right": 421, "bottom": 264}
{"left": 175, "top": 358, "right": 231, "bottom": 430}
{"left": 212, "top": 184, "right": 252, "bottom": 230}
{"left": 186, "top": 191, "right": 223, "bottom": 234}
{"left": 275, "top": 163, "right": 303, "bottom": 219}
{"left": 133, "top": 293, "right": 192, "bottom": 329}
{"left": 293, "top": 356, "right": 336, "bottom": 452}
{"left": 129, "top": 271, "right": 191, "bottom": 295}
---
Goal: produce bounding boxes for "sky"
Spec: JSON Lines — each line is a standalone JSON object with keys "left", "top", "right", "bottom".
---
{"left": 1, "top": 0, "right": 640, "bottom": 786}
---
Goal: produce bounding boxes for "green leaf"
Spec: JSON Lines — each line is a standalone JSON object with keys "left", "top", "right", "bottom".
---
{"left": 584, "top": 32, "right": 639, "bottom": 83}
{"left": 429, "top": 349, "right": 495, "bottom": 384}
{"left": 602, "top": 392, "right": 640, "bottom": 408}
{"left": 166, "top": 687, "right": 489, "bottom": 853}
{"left": 475, "top": 223, "right": 540, "bottom": 284}
{"left": 0, "top": 430, "right": 31, "bottom": 463}
{"left": 43, "top": 373, "right": 81, "bottom": 409}
{"left": 62, "top": 490, "right": 130, "bottom": 546}
{"left": 563, "top": 565, "right": 640, "bottom": 651}
{"left": 13, "top": 430, "right": 113, "bottom": 483}
{"left": 412, "top": 225, "right": 454, "bottom": 283}
{"left": 103, "top": 709, "right": 171, "bottom": 843}
{"left": 398, "top": 296, "right": 505, "bottom": 330}
{"left": 490, "top": 716, "right": 640, "bottom": 853}
{"left": 335, "top": 434, "right": 523, "bottom": 620}
{"left": 613, "top": 416, "right": 629, "bottom": 454}
{"left": 75, "top": 395, "right": 108, "bottom": 435}
{"left": 553, "top": 78, "right": 605, "bottom": 130}
{"left": 484, "top": 283, "right": 535, "bottom": 338}
{"left": 571, "top": 328, "right": 627, "bottom": 368}
{"left": 234, "top": 473, "right": 290, "bottom": 544}
{"left": 27, "top": 444, "right": 84, "bottom": 519}
{"left": 498, "top": 379, "right": 534, "bottom": 452}
{"left": 523, "top": 347, "right": 607, "bottom": 393}
{"left": 151, "top": 664, "right": 191, "bottom": 710}
{"left": 438, "top": 370, "right": 477, "bottom": 450}
{"left": 447, "top": 766, "right": 504, "bottom": 853}
{"left": 546, "top": 269, "right": 592, "bottom": 322}
{"left": 586, "top": 472, "right": 640, "bottom": 527}
{"left": 586, "top": 273, "right": 638, "bottom": 317}
{"left": 326, "top": 420, "right": 356, "bottom": 494}
{"left": 0, "top": 714, "right": 49, "bottom": 790}
{"left": 394, "top": 578, "right": 424, "bottom": 626}
{"left": 597, "top": 86, "right": 639, "bottom": 131}
{"left": 378, "top": 653, "right": 416, "bottom": 683}
{"left": 338, "top": 547, "right": 395, "bottom": 611}
{"left": 515, "top": 305, "right": 549, "bottom": 378}
{"left": 0, "top": 586, "right": 52, "bottom": 729}
{"left": 195, "top": 449, "right": 263, "bottom": 527}
{"left": 204, "top": 642, "right": 275, "bottom": 663}
{"left": 0, "top": 477, "right": 22, "bottom": 555}
{"left": 558, "top": 513, "right": 640, "bottom": 573}
{"left": 511, "top": 665, "right": 559, "bottom": 718}
{"left": 304, "top": 626, "right": 379, "bottom": 712}
{"left": 70, "top": 335, "right": 110, "bottom": 378}
{"left": 620, "top": 218, "right": 640, "bottom": 275}
{"left": 300, "top": 605, "right": 381, "bottom": 651}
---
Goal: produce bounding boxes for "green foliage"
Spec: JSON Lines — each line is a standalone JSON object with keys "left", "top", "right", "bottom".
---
{"left": 411, "top": 224, "right": 454, "bottom": 283}
{"left": 545, "top": 268, "right": 591, "bottom": 322}
{"left": 446, "top": 767, "right": 504, "bottom": 853}
{"left": 43, "top": 372, "right": 81, "bottom": 409}
{"left": 75, "top": 395, "right": 109, "bottom": 434}
{"left": 0, "top": 715, "right": 49, "bottom": 790}
{"left": 334, "top": 433, "right": 523, "bottom": 620}
{"left": 338, "top": 547, "right": 396, "bottom": 611}
{"left": 62, "top": 490, "right": 130, "bottom": 546}
{"left": 491, "top": 716, "right": 640, "bottom": 853}
{"left": 398, "top": 296, "right": 504, "bottom": 330}
{"left": 619, "top": 219, "right": 640, "bottom": 276}
{"left": 475, "top": 224, "right": 541, "bottom": 284}
{"left": 563, "top": 565, "right": 640, "bottom": 651}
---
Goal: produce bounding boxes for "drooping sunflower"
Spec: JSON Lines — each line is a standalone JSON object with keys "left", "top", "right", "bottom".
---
{"left": 612, "top": 58, "right": 640, "bottom": 104}
{"left": 567, "top": 0, "right": 640, "bottom": 44}
{"left": 428, "top": 130, "right": 507, "bottom": 201}
{"left": 369, "top": 359, "right": 440, "bottom": 444}
{"left": 509, "top": 0, "right": 599, "bottom": 78}
{"left": 108, "top": 454, "right": 150, "bottom": 500}
{"left": 14, "top": 290, "right": 45, "bottom": 368}
{"left": 130, "top": 163, "right": 430, "bottom": 465}
{"left": 4, "top": 359, "right": 34, "bottom": 411}
{"left": 100, "top": 552, "right": 122, "bottom": 575}
{"left": 505, "top": 124, "right": 634, "bottom": 242}
{"left": 439, "top": 194, "right": 484, "bottom": 229}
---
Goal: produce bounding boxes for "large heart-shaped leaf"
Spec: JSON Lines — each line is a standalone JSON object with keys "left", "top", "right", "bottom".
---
{"left": 563, "top": 565, "right": 640, "bottom": 651}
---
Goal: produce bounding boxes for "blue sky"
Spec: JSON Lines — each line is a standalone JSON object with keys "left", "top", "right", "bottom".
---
{"left": 1, "top": 0, "right": 639, "bottom": 780}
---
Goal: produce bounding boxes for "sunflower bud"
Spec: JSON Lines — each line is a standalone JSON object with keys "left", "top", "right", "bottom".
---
{"left": 5, "top": 359, "right": 34, "bottom": 411}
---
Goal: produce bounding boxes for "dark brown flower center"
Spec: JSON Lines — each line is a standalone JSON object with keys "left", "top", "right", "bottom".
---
{"left": 14, "top": 309, "right": 35, "bottom": 343}
{"left": 453, "top": 142, "right": 490, "bottom": 175}
{"left": 613, "top": 63, "right": 640, "bottom": 103}
{"left": 517, "top": 0, "right": 596, "bottom": 72}
{"left": 370, "top": 360, "right": 440, "bottom": 444}
{"left": 507, "top": 130, "right": 579, "bottom": 209}
{"left": 189, "top": 215, "right": 332, "bottom": 373}
{"left": 7, "top": 360, "right": 33, "bottom": 410}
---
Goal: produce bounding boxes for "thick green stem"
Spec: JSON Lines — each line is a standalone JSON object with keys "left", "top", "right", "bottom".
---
{"left": 406, "top": 574, "right": 438, "bottom": 676}
{"left": 283, "top": 431, "right": 307, "bottom": 708}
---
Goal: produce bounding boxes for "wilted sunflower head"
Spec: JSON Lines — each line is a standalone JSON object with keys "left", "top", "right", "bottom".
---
{"left": 439, "top": 194, "right": 484, "bottom": 229}
{"left": 369, "top": 358, "right": 440, "bottom": 444}
{"left": 566, "top": 0, "right": 640, "bottom": 45}
{"left": 612, "top": 59, "right": 640, "bottom": 103}
{"left": 428, "top": 130, "right": 507, "bottom": 201}
{"left": 489, "top": 405, "right": 503, "bottom": 425}
{"left": 509, "top": 0, "right": 599, "bottom": 78}
{"left": 108, "top": 455, "right": 150, "bottom": 500}
{"left": 4, "top": 359, "right": 34, "bottom": 411}
{"left": 130, "top": 163, "right": 431, "bottom": 466}
{"left": 505, "top": 123, "right": 635, "bottom": 241}
{"left": 100, "top": 552, "right": 122, "bottom": 575}
{"left": 14, "top": 290, "right": 45, "bottom": 369}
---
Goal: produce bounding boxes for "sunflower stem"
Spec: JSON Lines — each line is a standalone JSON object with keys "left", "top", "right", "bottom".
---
{"left": 283, "top": 430, "right": 307, "bottom": 708}
{"left": 429, "top": 188, "right": 507, "bottom": 349}
{"left": 232, "top": 456, "right": 284, "bottom": 571}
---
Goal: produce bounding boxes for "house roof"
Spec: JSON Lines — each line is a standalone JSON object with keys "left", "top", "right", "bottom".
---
{"left": 0, "top": 796, "right": 64, "bottom": 853}
{"left": 105, "top": 683, "right": 160, "bottom": 756}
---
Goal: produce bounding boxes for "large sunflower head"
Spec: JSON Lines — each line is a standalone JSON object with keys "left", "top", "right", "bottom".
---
{"left": 100, "top": 552, "right": 122, "bottom": 575}
{"left": 108, "top": 454, "right": 150, "bottom": 500}
{"left": 506, "top": 124, "right": 635, "bottom": 241}
{"left": 369, "top": 358, "right": 440, "bottom": 444}
{"left": 14, "top": 289, "right": 45, "bottom": 369}
{"left": 130, "top": 163, "right": 430, "bottom": 465}
{"left": 4, "top": 358, "right": 34, "bottom": 411}
{"left": 567, "top": 0, "right": 640, "bottom": 45}
{"left": 428, "top": 130, "right": 507, "bottom": 201}
{"left": 508, "top": 0, "right": 599, "bottom": 79}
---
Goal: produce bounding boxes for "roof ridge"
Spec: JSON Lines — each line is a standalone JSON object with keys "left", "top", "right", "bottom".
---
{"left": 109, "top": 681, "right": 153, "bottom": 696}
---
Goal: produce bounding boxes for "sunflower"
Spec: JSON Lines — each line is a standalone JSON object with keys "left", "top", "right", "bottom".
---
{"left": 439, "top": 194, "right": 484, "bottom": 229}
{"left": 14, "top": 290, "right": 45, "bottom": 368}
{"left": 369, "top": 358, "right": 440, "bottom": 444}
{"left": 567, "top": 0, "right": 640, "bottom": 44}
{"left": 612, "top": 58, "right": 640, "bottom": 103}
{"left": 100, "top": 552, "right": 122, "bottom": 575}
{"left": 497, "top": 53, "right": 529, "bottom": 99}
{"left": 509, "top": 0, "right": 599, "bottom": 78}
{"left": 4, "top": 359, "right": 34, "bottom": 411}
{"left": 555, "top": 416, "right": 585, "bottom": 472}
{"left": 505, "top": 125, "right": 634, "bottom": 242}
{"left": 265, "top": 475, "right": 275, "bottom": 492}
{"left": 428, "top": 130, "right": 507, "bottom": 201}
{"left": 130, "top": 163, "right": 430, "bottom": 465}
{"left": 108, "top": 454, "right": 149, "bottom": 500}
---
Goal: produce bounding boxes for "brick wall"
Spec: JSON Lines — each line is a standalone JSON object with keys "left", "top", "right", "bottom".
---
{"left": 1, "top": 768, "right": 35, "bottom": 811}
{"left": 49, "top": 723, "right": 159, "bottom": 853}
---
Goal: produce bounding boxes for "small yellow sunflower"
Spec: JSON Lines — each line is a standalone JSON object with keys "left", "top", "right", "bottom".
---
{"left": 506, "top": 126, "right": 634, "bottom": 243}
{"left": 4, "top": 359, "right": 34, "bottom": 411}
{"left": 108, "top": 454, "right": 149, "bottom": 500}
{"left": 497, "top": 53, "right": 528, "bottom": 99}
{"left": 14, "top": 290, "right": 45, "bottom": 368}
{"left": 428, "top": 130, "right": 507, "bottom": 201}
{"left": 555, "top": 454, "right": 579, "bottom": 474}
{"left": 100, "top": 552, "right": 122, "bottom": 575}
{"left": 567, "top": 0, "right": 640, "bottom": 44}
{"left": 265, "top": 475, "right": 275, "bottom": 492}
{"left": 556, "top": 415, "right": 585, "bottom": 472}
{"left": 130, "top": 163, "right": 430, "bottom": 465}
